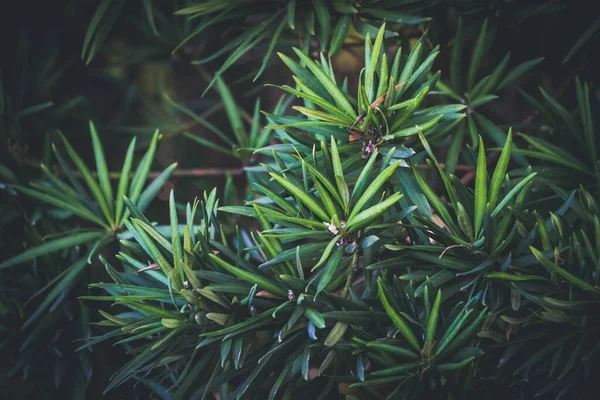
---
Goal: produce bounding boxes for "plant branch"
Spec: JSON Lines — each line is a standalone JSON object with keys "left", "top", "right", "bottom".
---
{"left": 53, "top": 166, "right": 245, "bottom": 180}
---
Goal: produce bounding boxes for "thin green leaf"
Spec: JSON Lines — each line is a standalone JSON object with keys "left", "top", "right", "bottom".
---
{"left": 348, "top": 161, "right": 401, "bottom": 221}
{"left": 0, "top": 231, "right": 103, "bottom": 270}
{"left": 347, "top": 193, "right": 403, "bottom": 233}
{"left": 128, "top": 130, "right": 159, "bottom": 205}
{"left": 467, "top": 18, "right": 488, "bottom": 91}
{"left": 312, "top": 0, "right": 330, "bottom": 51}
{"left": 15, "top": 186, "right": 108, "bottom": 228}
{"left": 292, "top": 48, "right": 356, "bottom": 119}
{"left": 287, "top": 0, "right": 296, "bottom": 29}
{"left": 365, "top": 23, "right": 386, "bottom": 102}
{"left": 377, "top": 278, "right": 421, "bottom": 352}
{"left": 424, "top": 289, "right": 441, "bottom": 358}
{"left": 269, "top": 172, "right": 329, "bottom": 221}
{"left": 137, "top": 162, "right": 178, "bottom": 212}
{"left": 563, "top": 17, "right": 600, "bottom": 63}
{"left": 316, "top": 245, "right": 344, "bottom": 296}
{"left": 215, "top": 75, "right": 247, "bottom": 147}
{"left": 142, "top": 0, "right": 158, "bottom": 36}
{"left": 59, "top": 132, "right": 113, "bottom": 224}
{"left": 89, "top": 121, "right": 113, "bottom": 216}
{"left": 209, "top": 254, "right": 287, "bottom": 298}
{"left": 530, "top": 246, "right": 600, "bottom": 294}
{"left": 115, "top": 137, "right": 136, "bottom": 225}
{"left": 474, "top": 136, "right": 487, "bottom": 236}
{"left": 330, "top": 15, "right": 350, "bottom": 55}
{"left": 330, "top": 136, "right": 349, "bottom": 209}
{"left": 490, "top": 173, "right": 537, "bottom": 217}
{"left": 254, "top": 19, "right": 287, "bottom": 81}
{"left": 450, "top": 17, "right": 463, "bottom": 91}
{"left": 488, "top": 128, "right": 512, "bottom": 210}
{"left": 82, "top": 0, "right": 113, "bottom": 60}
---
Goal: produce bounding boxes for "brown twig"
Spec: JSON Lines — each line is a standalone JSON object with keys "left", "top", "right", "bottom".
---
{"left": 439, "top": 244, "right": 469, "bottom": 259}
{"left": 438, "top": 163, "right": 476, "bottom": 172}
{"left": 54, "top": 167, "right": 245, "bottom": 180}
{"left": 138, "top": 263, "right": 160, "bottom": 272}
{"left": 150, "top": 167, "right": 244, "bottom": 179}
{"left": 460, "top": 170, "right": 476, "bottom": 186}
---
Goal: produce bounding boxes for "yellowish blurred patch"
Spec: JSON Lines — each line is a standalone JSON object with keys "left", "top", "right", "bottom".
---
{"left": 137, "top": 63, "right": 178, "bottom": 125}
{"left": 331, "top": 25, "right": 421, "bottom": 76}
{"left": 331, "top": 23, "right": 365, "bottom": 74}
{"left": 103, "top": 39, "right": 128, "bottom": 81}
{"left": 338, "top": 382, "right": 362, "bottom": 396}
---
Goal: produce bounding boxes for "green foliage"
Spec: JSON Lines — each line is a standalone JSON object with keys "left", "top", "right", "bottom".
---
{"left": 435, "top": 17, "right": 544, "bottom": 172}
{"left": 3, "top": 2, "right": 600, "bottom": 399}
{"left": 386, "top": 130, "right": 548, "bottom": 309}
{"left": 83, "top": 0, "right": 432, "bottom": 79}
{"left": 0, "top": 34, "right": 86, "bottom": 166}
{"left": 0, "top": 122, "right": 172, "bottom": 395}
{"left": 514, "top": 78, "right": 599, "bottom": 189}
{"left": 3, "top": 123, "right": 174, "bottom": 268}
{"left": 265, "top": 24, "right": 464, "bottom": 167}
{"left": 485, "top": 186, "right": 600, "bottom": 398}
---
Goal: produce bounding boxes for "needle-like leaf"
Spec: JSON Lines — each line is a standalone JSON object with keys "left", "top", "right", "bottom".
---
{"left": 474, "top": 136, "right": 488, "bottom": 236}
{"left": 377, "top": 278, "right": 421, "bottom": 352}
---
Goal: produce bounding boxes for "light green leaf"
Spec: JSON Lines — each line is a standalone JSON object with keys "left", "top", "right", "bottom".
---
{"left": 346, "top": 193, "right": 403, "bottom": 233}
{"left": 324, "top": 322, "right": 348, "bottom": 347}
{"left": 59, "top": 132, "right": 113, "bottom": 224}
{"left": 474, "top": 136, "right": 487, "bottom": 236}
{"left": 293, "top": 48, "right": 356, "bottom": 119}
{"left": 437, "top": 357, "right": 476, "bottom": 371}
{"left": 292, "top": 106, "right": 352, "bottom": 125}
{"left": 316, "top": 245, "right": 344, "bottom": 296}
{"left": 485, "top": 272, "right": 548, "bottom": 281}
{"left": 350, "top": 149, "right": 378, "bottom": 207}
{"left": 137, "top": 162, "right": 178, "bottom": 212}
{"left": 269, "top": 172, "right": 329, "bottom": 221}
{"left": 365, "top": 23, "right": 386, "bottom": 102}
{"left": 490, "top": 173, "right": 537, "bottom": 217}
{"left": 330, "top": 16, "right": 350, "bottom": 55}
{"left": 89, "top": 121, "right": 113, "bottom": 215}
{"left": 348, "top": 161, "right": 401, "bottom": 221}
{"left": 115, "top": 137, "right": 136, "bottom": 225}
{"left": 169, "top": 190, "right": 184, "bottom": 285}
{"left": 330, "top": 137, "right": 349, "bottom": 210}
{"left": 424, "top": 289, "right": 441, "bottom": 358}
{"left": 488, "top": 128, "right": 512, "bottom": 210}
{"left": 209, "top": 254, "right": 287, "bottom": 298}
{"left": 128, "top": 130, "right": 159, "bottom": 205}
{"left": 305, "top": 307, "right": 326, "bottom": 329}
{"left": 215, "top": 75, "right": 247, "bottom": 147}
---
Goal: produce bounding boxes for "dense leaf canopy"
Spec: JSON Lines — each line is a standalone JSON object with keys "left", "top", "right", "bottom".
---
{"left": 1, "top": 1, "right": 599, "bottom": 399}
